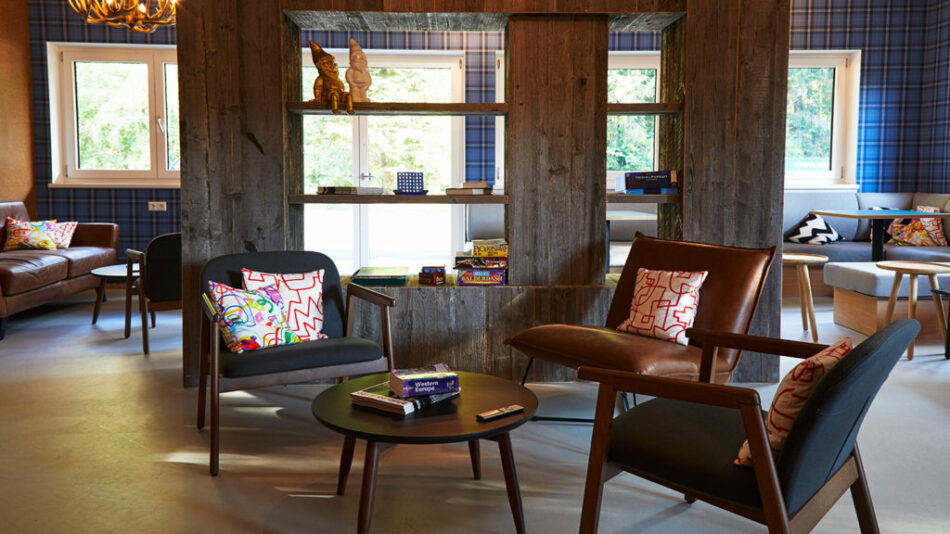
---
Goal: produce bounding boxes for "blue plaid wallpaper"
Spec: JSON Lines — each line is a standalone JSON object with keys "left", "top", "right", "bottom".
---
{"left": 28, "top": 0, "right": 950, "bottom": 251}
{"left": 919, "top": 0, "right": 950, "bottom": 192}
{"left": 28, "top": 0, "right": 180, "bottom": 254}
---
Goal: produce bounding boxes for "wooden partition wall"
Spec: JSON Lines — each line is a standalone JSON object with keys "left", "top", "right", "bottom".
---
{"left": 177, "top": 0, "right": 790, "bottom": 387}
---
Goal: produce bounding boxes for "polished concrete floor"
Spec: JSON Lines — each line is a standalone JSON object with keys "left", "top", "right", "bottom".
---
{"left": 1, "top": 290, "right": 949, "bottom": 533}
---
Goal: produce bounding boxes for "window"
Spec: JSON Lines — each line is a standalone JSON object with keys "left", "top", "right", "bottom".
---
{"left": 494, "top": 52, "right": 662, "bottom": 190}
{"left": 302, "top": 50, "right": 465, "bottom": 275}
{"left": 48, "top": 43, "right": 180, "bottom": 188}
{"left": 785, "top": 51, "right": 860, "bottom": 188}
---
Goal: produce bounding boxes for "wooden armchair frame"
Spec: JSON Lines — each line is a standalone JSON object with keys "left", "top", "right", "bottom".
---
{"left": 579, "top": 329, "right": 882, "bottom": 534}
{"left": 197, "top": 282, "right": 396, "bottom": 476}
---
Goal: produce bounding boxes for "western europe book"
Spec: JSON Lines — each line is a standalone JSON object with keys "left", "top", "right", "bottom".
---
{"left": 389, "top": 363, "right": 460, "bottom": 398}
{"left": 350, "top": 382, "right": 460, "bottom": 415}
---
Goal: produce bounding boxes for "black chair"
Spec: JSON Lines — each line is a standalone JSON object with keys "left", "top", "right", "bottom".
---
{"left": 930, "top": 288, "right": 950, "bottom": 359}
{"left": 578, "top": 318, "right": 919, "bottom": 534}
{"left": 125, "top": 232, "right": 182, "bottom": 354}
{"left": 198, "top": 251, "right": 395, "bottom": 476}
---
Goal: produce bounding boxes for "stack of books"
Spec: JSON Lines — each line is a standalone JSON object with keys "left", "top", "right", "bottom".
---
{"left": 352, "top": 266, "right": 408, "bottom": 286}
{"left": 350, "top": 363, "right": 460, "bottom": 415}
{"left": 445, "top": 180, "right": 492, "bottom": 196}
{"left": 317, "top": 186, "right": 385, "bottom": 195}
{"left": 455, "top": 238, "right": 508, "bottom": 286}
{"left": 418, "top": 265, "right": 446, "bottom": 286}
{"left": 614, "top": 171, "right": 678, "bottom": 195}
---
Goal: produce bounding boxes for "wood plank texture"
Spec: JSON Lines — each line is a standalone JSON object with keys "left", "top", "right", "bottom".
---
{"left": 288, "top": 194, "right": 509, "bottom": 204}
{"left": 657, "top": 17, "right": 684, "bottom": 240}
{"left": 606, "top": 103, "right": 683, "bottom": 115}
{"left": 682, "top": 0, "right": 790, "bottom": 382}
{"left": 287, "top": 101, "right": 509, "bottom": 116}
{"left": 178, "top": 0, "right": 289, "bottom": 386}
{"left": 506, "top": 15, "right": 608, "bottom": 286}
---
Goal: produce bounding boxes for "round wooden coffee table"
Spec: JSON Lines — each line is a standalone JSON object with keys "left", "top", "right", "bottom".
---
{"left": 783, "top": 253, "right": 829, "bottom": 342}
{"left": 90, "top": 263, "right": 138, "bottom": 327}
{"left": 312, "top": 371, "right": 538, "bottom": 534}
{"left": 876, "top": 260, "right": 950, "bottom": 360}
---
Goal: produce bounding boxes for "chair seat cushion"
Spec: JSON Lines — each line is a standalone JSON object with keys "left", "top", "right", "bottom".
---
{"left": 33, "top": 246, "right": 116, "bottom": 278}
{"left": 0, "top": 251, "right": 68, "bottom": 295}
{"left": 505, "top": 324, "right": 732, "bottom": 382}
{"left": 609, "top": 397, "right": 762, "bottom": 511}
{"left": 220, "top": 336, "right": 383, "bottom": 378}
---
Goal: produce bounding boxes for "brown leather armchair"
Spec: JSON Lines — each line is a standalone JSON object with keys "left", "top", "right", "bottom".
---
{"left": 505, "top": 235, "right": 776, "bottom": 396}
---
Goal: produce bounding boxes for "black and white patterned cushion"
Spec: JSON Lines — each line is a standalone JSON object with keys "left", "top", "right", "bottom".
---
{"left": 784, "top": 213, "right": 842, "bottom": 244}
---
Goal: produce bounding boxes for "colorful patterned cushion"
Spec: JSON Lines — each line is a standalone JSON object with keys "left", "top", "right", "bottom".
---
{"left": 914, "top": 205, "right": 947, "bottom": 246}
{"left": 735, "top": 338, "right": 852, "bottom": 466}
{"left": 888, "top": 219, "right": 937, "bottom": 246}
{"left": 616, "top": 268, "right": 708, "bottom": 346}
{"left": 242, "top": 268, "right": 329, "bottom": 341}
{"left": 208, "top": 281, "right": 301, "bottom": 354}
{"left": 52, "top": 222, "right": 79, "bottom": 249}
{"left": 3, "top": 217, "right": 58, "bottom": 251}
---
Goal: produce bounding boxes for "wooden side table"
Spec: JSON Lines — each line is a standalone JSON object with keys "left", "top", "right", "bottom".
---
{"left": 877, "top": 261, "right": 950, "bottom": 360}
{"left": 783, "top": 253, "right": 828, "bottom": 342}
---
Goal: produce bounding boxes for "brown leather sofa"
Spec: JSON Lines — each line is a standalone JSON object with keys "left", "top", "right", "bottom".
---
{"left": 0, "top": 201, "right": 119, "bottom": 339}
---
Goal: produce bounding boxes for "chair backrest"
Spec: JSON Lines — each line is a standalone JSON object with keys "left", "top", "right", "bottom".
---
{"left": 144, "top": 232, "right": 182, "bottom": 302}
{"left": 605, "top": 234, "right": 776, "bottom": 378}
{"left": 777, "top": 318, "right": 919, "bottom": 515}
{"left": 200, "top": 251, "right": 345, "bottom": 338}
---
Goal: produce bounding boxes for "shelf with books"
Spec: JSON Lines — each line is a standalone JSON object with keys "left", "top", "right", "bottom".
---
{"left": 288, "top": 194, "right": 508, "bottom": 204}
{"left": 606, "top": 103, "right": 683, "bottom": 115}
{"left": 287, "top": 101, "right": 509, "bottom": 116}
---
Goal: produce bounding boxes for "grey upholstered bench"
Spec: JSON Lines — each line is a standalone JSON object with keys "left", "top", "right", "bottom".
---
{"left": 823, "top": 261, "right": 950, "bottom": 342}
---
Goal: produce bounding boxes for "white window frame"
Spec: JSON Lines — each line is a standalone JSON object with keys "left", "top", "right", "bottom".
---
{"left": 495, "top": 51, "right": 663, "bottom": 190}
{"left": 302, "top": 48, "right": 466, "bottom": 268}
{"left": 785, "top": 50, "right": 861, "bottom": 189}
{"left": 48, "top": 42, "right": 180, "bottom": 188}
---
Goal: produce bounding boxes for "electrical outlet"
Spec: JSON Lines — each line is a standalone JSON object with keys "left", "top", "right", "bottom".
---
{"left": 147, "top": 201, "right": 167, "bottom": 212}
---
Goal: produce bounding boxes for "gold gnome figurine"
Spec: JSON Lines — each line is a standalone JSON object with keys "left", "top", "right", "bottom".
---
{"left": 309, "top": 40, "right": 353, "bottom": 114}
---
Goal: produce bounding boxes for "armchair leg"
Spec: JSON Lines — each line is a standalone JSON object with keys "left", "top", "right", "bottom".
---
{"left": 850, "top": 448, "right": 880, "bottom": 534}
{"left": 579, "top": 386, "right": 618, "bottom": 534}
{"left": 520, "top": 357, "right": 534, "bottom": 386}
{"left": 196, "top": 320, "right": 208, "bottom": 430}
{"left": 138, "top": 283, "right": 149, "bottom": 354}
{"left": 0, "top": 317, "right": 6, "bottom": 340}
{"left": 209, "top": 333, "right": 220, "bottom": 476}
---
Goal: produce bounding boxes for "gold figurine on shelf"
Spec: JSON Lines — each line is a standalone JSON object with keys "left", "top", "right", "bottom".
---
{"left": 309, "top": 40, "right": 353, "bottom": 114}
{"left": 345, "top": 38, "right": 372, "bottom": 103}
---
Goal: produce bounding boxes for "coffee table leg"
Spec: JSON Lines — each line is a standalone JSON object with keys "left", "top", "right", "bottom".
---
{"left": 468, "top": 440, "right": 481, "bottom": 480}
{"left": 492, "top": 433, "right": 526, "bottom": 534}
{"left": 358, "top": 440, "right": 379, "bottom": 534}
{"left": 337, "top": 434, "right": 356, "bottom": 495}
{"left": 92, "top": 279, "right": 106, "bottom": 325}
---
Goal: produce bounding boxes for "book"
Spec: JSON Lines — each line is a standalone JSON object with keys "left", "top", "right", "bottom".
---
{"left": 614, "top": 171, "right": 678, "bottom": 193}
{"left": 350, "top": 381, "right": 460, "bottom": 415}
{"left": 454, "top": 253, "right": 508, "bottom": 270}
{"left": 421, "top": 265, "right": 446, "bottom": 274}
{"left": 463, "top": 180, "right": 490, "bottom": 189}
{"left": 317, "top": 186, "right": 385, "bottom": 195}
{"left": 352, "top": 266, "right": 408, "bottom": 286}
{"left": 389, "top": 363, "right": 460, "bottom": 397}
{"left": 472, "top": 238, "right": 509, "bottom": 257}
{"left": 445, "top": 187, "right": 491, "bottom": 195}
{"left": 418, "top": 271, "right": 446, "bottom": 286}
{"left": 457, "top": 269, "right": 507, "bottom": 286}
{"left": 617, "top": 187, "right": 680, "bottom": 195}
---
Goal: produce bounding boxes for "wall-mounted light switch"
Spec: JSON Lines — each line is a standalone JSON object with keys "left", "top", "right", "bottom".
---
{"left": 147, "top": 201, "right": 167, "bottom": 212}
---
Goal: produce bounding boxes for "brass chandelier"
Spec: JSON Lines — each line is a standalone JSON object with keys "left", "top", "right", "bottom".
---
{"left": 68, "top": 0, "right": 176, "bottom": 33}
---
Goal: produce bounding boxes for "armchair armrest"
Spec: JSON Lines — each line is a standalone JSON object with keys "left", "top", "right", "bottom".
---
{"left": 687, "top": 328, "right": 828, "bottom": 383}
{"left": 578, "top": 366, "right": 761, "bottom": 409}
{"left": 126, "top": 248, "right": 144, "bottom": 262}
{"left": 347, "top": 282, "right": 397, "bottom": 308}
{"left": 71, "top": 222, "right": 120, "bottom": 251}
{"left": 201, "top": 292, "right": 219, "bottom": 322}
{"left": 344, "top": 282, "right": 396, "bottom": 371}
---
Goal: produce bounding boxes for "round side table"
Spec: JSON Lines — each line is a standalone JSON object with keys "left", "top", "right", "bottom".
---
{"left": 876, "top": 260, "right": 950, "bottom": 360}
{"left": 783, "top": 253, "right": 829, "bottom": 342}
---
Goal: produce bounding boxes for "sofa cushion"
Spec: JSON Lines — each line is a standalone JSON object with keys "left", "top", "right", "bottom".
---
{"left": 884, "top": 245, "right": 950, "bottom": 262}
{"left": 824, "top": 261, "right": 950, "bottom": 298}
{"left": 784, "top": 190, "right": 859, "bottom": 240}
{"left": 783, "top": 241, "right": 872, "bottom": 262}
{"left": 505, "top": 324, "right": 734, "bottom": 383}
{"left": 912, "top": 193, "right": 950, "bottom": 238}
{"left": 220, "top": 336, "right": 383, "bottom": 378}
{"left": 0, "top": 252, "right": 69, "bottom": 296}
{"left": 32, "top": 247, "right": 115, "bottom": 278}
{"left": 855, "top": 192, "right": 914, "bottom": 240}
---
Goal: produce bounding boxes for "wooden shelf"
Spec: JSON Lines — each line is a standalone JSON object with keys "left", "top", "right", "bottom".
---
{"left": 287, "top": 102, "right": 509, "bottom": 116}
{"left": 289, "top": 194, "right": 509, "bottom": 204}
{"left": 607, "top": 103, "right": 683, "bottom": 115}
{"left": 607, "top": 193, "right": 680, "bottom": 204}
